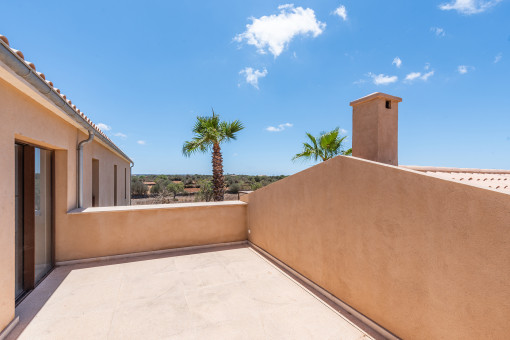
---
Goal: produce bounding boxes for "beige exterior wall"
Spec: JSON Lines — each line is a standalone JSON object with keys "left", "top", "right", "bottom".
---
{"left": 56, "top": 202, "right": 248, "bottom": 262}
{"left": 245, "top": 156, "right": 510, "bottom": 340}
{"left": 0, "top": 71, "right": 130, "bottom": 331}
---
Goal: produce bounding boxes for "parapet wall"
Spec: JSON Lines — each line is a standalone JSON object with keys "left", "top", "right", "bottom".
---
{"left": 56, "top": 202, "right": 247, "bottom": 262}
{"left": 245, "top": 155, "right": 510, "bottom": 340}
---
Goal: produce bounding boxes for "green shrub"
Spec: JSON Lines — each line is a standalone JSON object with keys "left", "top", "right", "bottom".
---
{"left": 228, "top": 182, "right": 242, "bottom": 194}
{"left": 150, "top": 183, "right": 161, "bottom": 195}
{"left": 196, "top": 180, "right": 214, "bottom": 202}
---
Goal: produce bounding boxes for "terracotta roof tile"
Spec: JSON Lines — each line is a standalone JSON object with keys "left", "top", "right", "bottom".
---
{"left": 0, "top": 35, "right": 8, "bottom": 45}
{"left": 402, "top": 166, "right": 510, "bottom": 194}
{"left": 11, "top": 49, "right": 24, "bottom": 59}
{"left": 25, "top": 61, "right": 36, "bottom": 70}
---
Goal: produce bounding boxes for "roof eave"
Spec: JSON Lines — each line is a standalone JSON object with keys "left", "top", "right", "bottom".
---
{"left": 0, "top": 35, "right": 133, "bottom": 164}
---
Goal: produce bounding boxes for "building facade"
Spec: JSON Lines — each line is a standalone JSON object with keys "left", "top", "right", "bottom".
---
{"left": 0, "top": 34, "right": 132, "bottom": 332}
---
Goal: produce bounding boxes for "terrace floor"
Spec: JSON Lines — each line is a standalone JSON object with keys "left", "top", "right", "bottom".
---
{"left": 9, "top": 245, "right": 377, "bottom": 339}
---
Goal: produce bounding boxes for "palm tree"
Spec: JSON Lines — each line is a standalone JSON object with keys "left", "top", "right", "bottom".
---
{"left": 182, "top": 110, "right": 244, "bottom": 201}
{"left": 293, "top": 127, "right": 352, "bottom": 162}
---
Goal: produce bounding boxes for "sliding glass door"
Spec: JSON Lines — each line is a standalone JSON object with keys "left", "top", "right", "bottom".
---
{"left": 15, "top": 144, "right": 53, "bottom": 301}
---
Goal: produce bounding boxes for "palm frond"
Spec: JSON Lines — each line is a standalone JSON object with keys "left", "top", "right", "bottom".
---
{"left": 292, "top": 150, "right": 313, "bottom": 161}
{"left": 182, "top": 137, "right": 210, "bottom": 157}
{"left": 219, "top": 120, "right": 244, "bottom": 142}
{"left": 294, "top": 127, "right": 351, "bottom": 162}
{"left": 183, "top": 110, "right": 244, "bottom": 157}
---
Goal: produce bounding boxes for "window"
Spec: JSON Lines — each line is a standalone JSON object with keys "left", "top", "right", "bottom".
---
{"left": 124, "top": 168, "right": 127, "bottom": 200}
{"left": 92, "top": 159, "right": 99, "bottom": 207}
{"left": 385, "top": 100, "right": 391, "bottom": 109}
{"left": 114, "top": 165, "right": 118, "bottom": 206}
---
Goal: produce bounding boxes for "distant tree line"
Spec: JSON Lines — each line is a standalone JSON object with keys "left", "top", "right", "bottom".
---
{"left": 131, "top": 174, "right": 286, "bottom": 200}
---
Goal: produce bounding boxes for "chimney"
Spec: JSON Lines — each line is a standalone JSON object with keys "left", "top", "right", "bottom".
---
{"left": 349, "top": 92, "right": 402, "bottom": 166}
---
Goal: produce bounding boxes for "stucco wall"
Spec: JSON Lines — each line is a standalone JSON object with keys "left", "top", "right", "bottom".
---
{"left": 245, "top": 156, "right": 510, "bottom": 340}
{"left": 0, "top": 74, "right": 130, "bottom": 331}
{"left": 56, "top": 202, "right": 248, "bottom": 262}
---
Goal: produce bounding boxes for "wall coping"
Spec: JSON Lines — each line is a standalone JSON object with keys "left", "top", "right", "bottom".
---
{"left": 68, "top": 201, "right": 247, "bottom": 214}
{"left": 349, "top": 92, "right": 402, "bottom": 106}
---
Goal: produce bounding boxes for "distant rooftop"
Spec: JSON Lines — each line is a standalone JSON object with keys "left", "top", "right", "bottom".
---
{"left": 402, "top": 166, "right": 510, "bottom": 193}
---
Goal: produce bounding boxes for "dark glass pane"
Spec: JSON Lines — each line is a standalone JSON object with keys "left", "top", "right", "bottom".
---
{"left": 34, "top": 148, "right": 52, "bottom": 283}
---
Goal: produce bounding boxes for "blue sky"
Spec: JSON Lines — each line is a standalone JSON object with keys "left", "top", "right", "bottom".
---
{"left": 2, "top": 0, "right": 509, "bottom": 174}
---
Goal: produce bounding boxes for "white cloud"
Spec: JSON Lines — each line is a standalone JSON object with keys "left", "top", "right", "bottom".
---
{"left": 266, "top": 122, "right": 293, "bottom": 132}
{"left": 333, "top": 5, "right": 348, "bottom": 21}
{"left": 457, "top": 65, "right": 471, "bottom": 74}
{"left": 114, "top": 132, "right": 127, "bottom": 139}
{"left": 405, "top": 70, "right": 435, "bottom": 82}
{"left": 97, "top": 123, "right": 111, "bottom": 131}
{"left": 421, "top": 71, "right": 435, "bottom": 81}
{"left": 494, "top": 53, "right": 502, "bottom": 63}
{"left": 439, "top": 0, "right": 502, "bottom": 14}
{"left": 137, "top": 140, "right": 146, "bottom": 145}
{"left": 240, "top": 67, "right": 268, "bottom": 89}
{"left": 405, "top": 72, "right": 422, "bottom": 81}
{"left": 369, "top": 73, "right": 398, "bottom": 85}
{"left": 339, "top": 128, "right": 348, "bottom": 134}
{"left": 235, "top": 4, "right": 326, "bottom": 58}
{"left": 392, "top": 57, "right": 402, "bottom": 68}
{"left": 431, "top": 27, "right": 446, "bottom": 37}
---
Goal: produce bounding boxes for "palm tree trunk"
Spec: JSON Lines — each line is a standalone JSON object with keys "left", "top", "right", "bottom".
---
{"left": 212, "top": 143, "right": 224, "bottom": 201}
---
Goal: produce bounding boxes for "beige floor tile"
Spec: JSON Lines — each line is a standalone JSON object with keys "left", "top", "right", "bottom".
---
{"left": 244, "top": 274, "right": 318, "bottom": 311}
{"left": 185, "top": 281, "right": 259, "bottom": 328}
{"left": 174, "top": 252, "right": 221, "bottom": 271}
{"left": 214, "top": 247, "right": 257, "bottom": 264}
{"left": 120, "top": 256, "right": 177, "bottom": 279}
{"left": 108, "top": 294, "right": 193, "bottom": 340}
{"left": 195, "top": 317, "right": 267, "bottom": 340}
{"left": 12, "top": 247, "right": 375, "bottom": 340}
{"left": 260, "top": 301, "right": 366, "bottom": 340}
{"left": 18, "top": 310, "right": 112, "bottom": 340}
{"left": 57, "top": 263, "right": 124, "bottom": 287}
{"left": 35, "top": 278, "right": 121, "bottom": 320}
{"left": 117, "top": 270, "right": 184, "bottom": 302}
{"left": 225, "top": 255, "right": 281, "bottom": 281}
{"left": 179, "top": 263, "right": 240, "bottom": 291}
